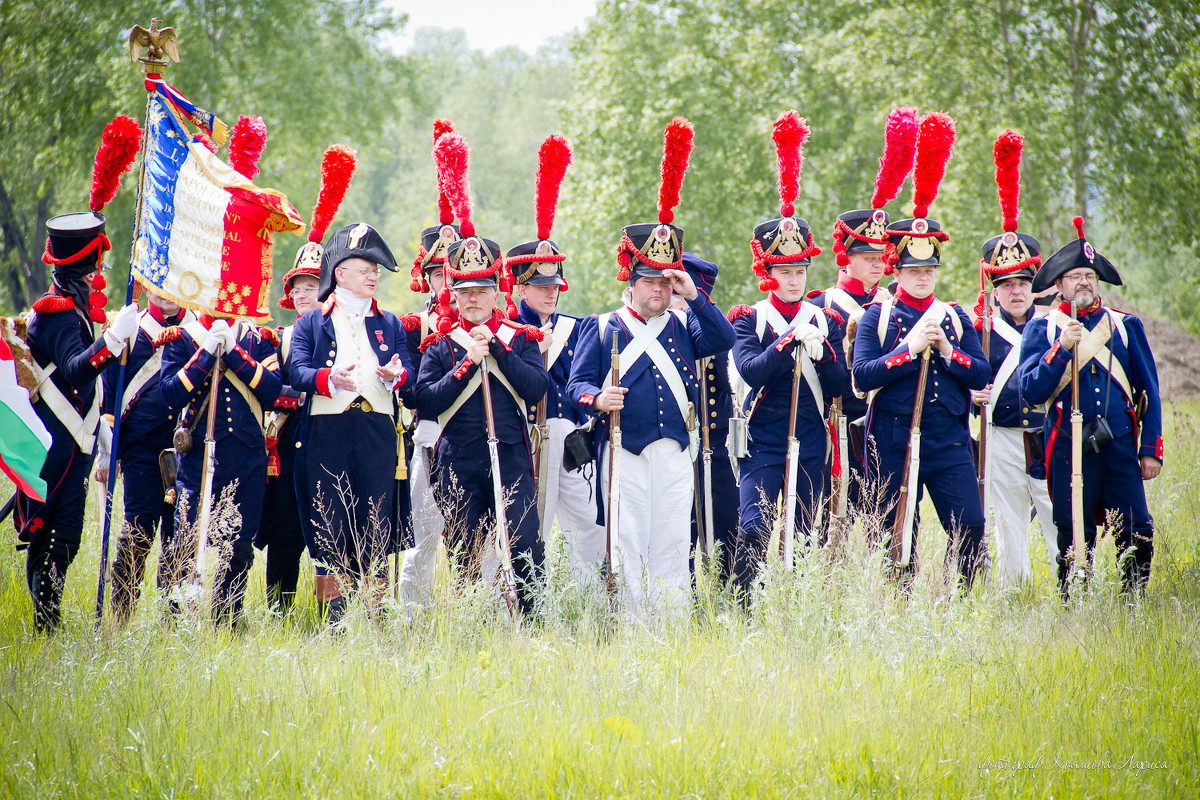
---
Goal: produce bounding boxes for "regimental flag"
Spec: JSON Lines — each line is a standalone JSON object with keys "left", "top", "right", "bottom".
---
{"left": 131, "top": 81, "right": 303, "bottom": 320}
{"left": 0, "top": 338, "right": 51, "bottom": 502}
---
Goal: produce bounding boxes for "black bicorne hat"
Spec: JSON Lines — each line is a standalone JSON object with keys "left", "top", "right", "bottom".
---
{"left": 1032, "top": 216, "right": 1121, "bottom": 292}
{"left": 318, "top": 222, "right": 398, "bottom": 301}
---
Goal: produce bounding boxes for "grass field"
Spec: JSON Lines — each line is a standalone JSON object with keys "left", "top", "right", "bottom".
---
{"left": 2, "top": 406, "right": 1198, "bottom": 798}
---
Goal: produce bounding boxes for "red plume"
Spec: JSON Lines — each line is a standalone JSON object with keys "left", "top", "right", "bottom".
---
{"left": 228, "top": 115, "right": 268, "bottom": 180}
{"left": 1073, "top": 215, "right": 1085, "bottom": 239}
{"left": 433, "top": 119, "right": 456, "bottom": 225}
{"left": 535, "top": 135, "right": 572, "bottom": 240}
{"left": 772, "top": 110, "right": 810, "bottom": 218}
{"left": 88, "top": 115, "right": 143, "bottom": 212}
{"left": 309, "top": 144, "right": 357, "bottom": 244}
{"left": 434, "top": 132, "right": 474, "bottom": 237}
{"left": 911, "top": 112, "right": 956, "bottom": 218}
{"left": 993, "top": 129, "right": 1023, "bottom": 232}
{"left": 658, "top": 117, "right": 694, "bottom": 225}
{"left": 870, "top": 106, "right": 918, "bottom": 209}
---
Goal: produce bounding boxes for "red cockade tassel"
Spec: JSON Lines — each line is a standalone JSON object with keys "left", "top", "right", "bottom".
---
{"left": 911, "top": 112, "right": 956, "bottom": 219}
{"left": 993, "top": 129, "right": 1023, "bottom": 233}
{"left": 310, "top": 144, "right": 357, "bottom": 244}
{"left": 658, "top": 117, "right": 694, "bottom": 225}
{"left": 89, "top": 115, "right": 143, "bottom": 213}
{"left": 228, "top": 114, "right": 268, "bottom": 181}
{"left": 772, "top": 110, "right": 809, "bottom": 218}
{"left": 534, "top": 134, "right": 572, "bottom": 240}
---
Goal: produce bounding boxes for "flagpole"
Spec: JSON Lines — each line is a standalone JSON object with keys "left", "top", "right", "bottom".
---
{"left": 94, "top": 21, "right": 173, "bottom": 627}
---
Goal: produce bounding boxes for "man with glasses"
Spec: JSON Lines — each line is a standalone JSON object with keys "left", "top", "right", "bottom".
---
{"left": 289, "top": 223, "right": 414, "bottom": 623}
{"left": 1018, "top": 218, "right": 1162, "bottom": 595}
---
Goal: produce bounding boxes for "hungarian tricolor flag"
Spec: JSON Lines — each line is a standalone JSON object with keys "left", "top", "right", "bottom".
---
{"left": 130, "top": 79, "right": 303, "bottom": 320}
{"left": 0, "top": 338, "right": 51, "bottom": 502}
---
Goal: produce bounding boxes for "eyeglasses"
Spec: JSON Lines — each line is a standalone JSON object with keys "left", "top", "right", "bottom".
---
{"left": 339, "top": 265, "right": 381, "bottom": 277}
{"left": 1061, "top": 271, "right": 1098, "bottom": 285}
{"left": 289, "top": 285, "right": 318, "bottom": 298}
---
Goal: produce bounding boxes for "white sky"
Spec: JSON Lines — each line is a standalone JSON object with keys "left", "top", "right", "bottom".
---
{"left": 384, "top": 0, "right": 598, "bottom": 53}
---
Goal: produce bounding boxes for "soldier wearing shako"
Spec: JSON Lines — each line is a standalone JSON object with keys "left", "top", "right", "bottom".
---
{"left": 970, "top": 131, "right": 1055, "bottom": 587}
{"left": 507, "top": 135, "right": 606, "bottom": 580}
{"left": 726, "top": 112, "right": 848, "bottom": 590}
{"left": 567, "top": 118, "right": 735, "bottom": 617}
{"left": 808, "top": 107, "right": 918, "bottom": 512}
{"left": 97, "top": 287, "right": 196, "bottom": 623}
{"left": 13, "top": 116, "right": 143, "bottom": 632}
{"left": 1018, "top": 217, "right": 1162, "bottom": 595}
{"left": 852, "top": 113, "right": 992, "bottom": 589}
{"left": 397, "top": 119, "right": 460, "bottom": 609}
{"left": 415, "top": 131, "right": 548, "bottom": 614}
{"left": 287, "top": 221, "right": 413, "bottom": 622}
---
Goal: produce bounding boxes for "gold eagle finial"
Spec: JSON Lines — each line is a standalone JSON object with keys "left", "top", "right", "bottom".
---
{"left": 128, "top": 18, "right": 180, "bottom": 71}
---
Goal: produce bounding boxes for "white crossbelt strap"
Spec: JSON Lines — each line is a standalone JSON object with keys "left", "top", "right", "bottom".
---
{"left": 546, "top": 315, "right": 576, "bottom": 371}
{"left": 877, "top": 298, "right": 962, "bottom": 350}
{"left": 753, "top": 299, "right": 826, "bottom": 412}
{"left": 182, "top": 321, "right": 264, "bottom": 430}
{"left": 33, "top": 363, "right": 101, "bottom": 454}
{"left": 984, "top": 316, "right": 1023, "bottom": 413}
{"left": 600, "top": 307, "right": 698, "bottom": 457}
{"left": 437, "top": 325, "right": 526, "bottom": 428}
{"left": 1044, "top": 309, "right": 1133, "bottom": 402}
{"left": 117, "top": 313, "right": 170, "bottom": 419}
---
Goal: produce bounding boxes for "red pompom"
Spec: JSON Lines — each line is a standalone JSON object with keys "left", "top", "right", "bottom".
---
{"left": 437, "top": 316, "right": 452, "bottom": 334}
{"left": 535, "top": 135, "right": 572, "bottom": 241}
{"left": 658, "top": 117, "right": 694, "bottom": 225}
{"left": 871, "top": 107, "right": 919, "bottom": 210}
{"left": 89, "top": 291, "right": 107, "bottom": 308}
{"left": 91, "top": 273, "right": 106, "bottom": 291}
{"left": 617, "top": 250, "right": 632, "bottom": 269}
{"left": 836, "top": 252, "right": 850, "bottom": 268}
{"left": 310, "top": 144, "right": 357, "bottom": 244}
{"left": 1072, "top": 215, "right": 1085, "bottom": 239}
{"left": 228, "top": 114, "right": 268, "bottom": 180}
{"left": 772, "top": 110, "right": 810, "bottom": 217}
{"left": 993, "top": 129, "right": 1023, "bottom": 233}
{"left": 759, "top": 276, "right": 779, "bottom": 291}
{"left": 89, "top": 115, "right": 143, "bottom": 212}
{"left": 434, "top": 132, "right": 473, "bottom": 237}
{"left": 617, "top": 265, "right": 631, "bottom": 282}
{"left": 433, "top": 119, "right": 456, "bottom": 225}
{"left": 89, "top": 307, "right": 107, "bottom": 324}
{"left": 911, "top": 112, "right": 956, "bottom": 218}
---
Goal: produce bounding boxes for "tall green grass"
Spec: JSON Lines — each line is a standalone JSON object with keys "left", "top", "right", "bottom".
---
{"left": 1, "top": 405, "right": 1198, "bottom": 797}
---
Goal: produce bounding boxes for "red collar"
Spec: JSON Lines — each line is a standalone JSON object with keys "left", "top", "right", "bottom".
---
{"left": 1057, "top": 298, "right": 1102, "bottom": 317}
{"left": 895, "top": 287, "right": 935, "bottom": 311}
{"left": 836, "top": 271, "right": 878, "bottom": 296}
{"left": 459, "top": 310, "right": 504, "bottom": 334}
{"left": 769, "top": 292, "right": 804, "bottom": 318}
{"left": 148, "top": 303, "right": 183, "bottom": 326}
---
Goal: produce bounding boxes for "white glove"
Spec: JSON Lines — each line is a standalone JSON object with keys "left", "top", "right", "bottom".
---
{"left": 793, "top": 322, "right": 825, "bottom": 362}
{"left": 203, "top": 319, "right": 234, "bottom": 354}
{"left": 103, "top": 303, "right": 139, "bottom": 354}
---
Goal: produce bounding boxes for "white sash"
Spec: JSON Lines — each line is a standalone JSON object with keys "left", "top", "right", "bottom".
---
{"left": 33, "top": 363, "right": 101, "bottom": 454}
{"left": 117, "top": 312, "right": 174, "bottom": 419}
{"left": 752, "top": 299, "right": 826, "bottom": 413}
{"left": 1044, "top": 309, "right": 1133, "bottom": 403}
{"left": 984, "top": 315, "right": 1022, "bottom": 413}
{"left": 437, "top": 325, "right": 526, "bottom": 428}
{"left": 546, "top": 315, "right": 576, "bottom": 371}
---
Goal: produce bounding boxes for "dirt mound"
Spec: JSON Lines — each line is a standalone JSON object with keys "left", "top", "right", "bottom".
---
{"left": 1107, "top": 291, "right": 1200, "bottom": 399}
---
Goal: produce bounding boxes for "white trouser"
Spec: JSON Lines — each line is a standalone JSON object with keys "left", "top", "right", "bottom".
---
{"left": 600, "top": 437, "right": 694, "bottom": 619}
{"left": 986, "top": 425, "right": 1056, "bottom": 586}
{"left": 541, "top": 417, "right": 607, "bottom": 582}
{"left": 398, "top": 421, "right": 445, "bottom": 606}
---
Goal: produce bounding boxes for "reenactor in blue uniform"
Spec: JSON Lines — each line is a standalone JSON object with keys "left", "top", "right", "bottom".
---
{"left": 507, "top": 134, "right": 607, "bottom": 581}
{"left": 97, "top": 289, "right": 196, "bottom": 622}
{"left": 1018, "top": 217, "right": 1162, "bottom": 595}
{"left": 809, "top": 107, "right": 916, "bottom": 525}
{"left": 289, "top": 223, "right": 414, "bottom": 622}
{"left": 971, "top": 130, "right": 1055, "bottom": 587}
{"left": 853, "top": 113, "right": 992, "bottom": 589}
{"left": 727, "top": 112, "right": 847, "bottom": 589}
{"left": 567, "top": 117, "right": 735, "bottom": 616}
{"left": 415, "top": 218, "right": 548, "bottom": 613}
{"left": 14, "top": 212, "right": 140, "bottom": 631}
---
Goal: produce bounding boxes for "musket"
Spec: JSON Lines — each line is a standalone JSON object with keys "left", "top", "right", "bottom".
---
{"left": 781, "top": 346, "right": 804, "bottom": 567}
{"left": 94, "top": 22, "right": 166, "bottom": 626}
{"left": 697, "top": 357, "right": 715, "bottom": 562}
{"left": 977, "top": 288, "right": 992, "bottom": 510}
{"left": 180, "top": 345, "right": 224, "bottom": 604}
{"left": 604, "top": 331, "right": 620, "bottom": 597}
{"left": 889, "top": 347, "right": 932, "bottom": 568}
{"left": 1069, "top": 298, "right": 1086, "bottom": 577}
{"left": 533, "top": 347, "right": 551, "bottom": 538}
{"left": 479, "top": 355, "right": 520, "bottom": 619}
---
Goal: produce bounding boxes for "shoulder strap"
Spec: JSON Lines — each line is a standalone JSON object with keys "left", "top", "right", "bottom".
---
{"left": 877, "top": 298, "right": 894, "bottom": 347}
{"left": 546, "top": 315, "right": 575, "bottom": 370}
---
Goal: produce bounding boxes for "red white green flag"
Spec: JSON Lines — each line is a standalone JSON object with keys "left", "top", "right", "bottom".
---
{"left": 0, "top": 338, "right": 50, "bottom": 502}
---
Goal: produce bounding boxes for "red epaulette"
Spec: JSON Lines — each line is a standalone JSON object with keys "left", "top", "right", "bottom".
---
{"left": 822, "top": 307, "right": 845, "bottom": 326}
{"left": 258, "top": 326, "right": 281, "bottom": 347}
{"left": 419, "top": 332, "right": 447, "bottom": 353}
{"left": 518, "top": 322, "right": 545, "bottom": 342}
{"left": 31, "top": 294, "right": 76, "bottom": 314}
{"left": 972, "top": 317, "right": 984, "bottom": 332}
{"left": 155, "top": 326, "right": 186, "bottom": 348}
{"left": 727, "top": 304, "right": 753, "bottom": 321}
{"left": 399, "top": 312, "right": 421, "bottom": 332}
{"left": 806, "top": 289, "right": 823, "bottom": 299}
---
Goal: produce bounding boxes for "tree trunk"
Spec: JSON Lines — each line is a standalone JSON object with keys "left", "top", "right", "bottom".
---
{"left": 0, "top": 175, "right": 32, "bottom": 308}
